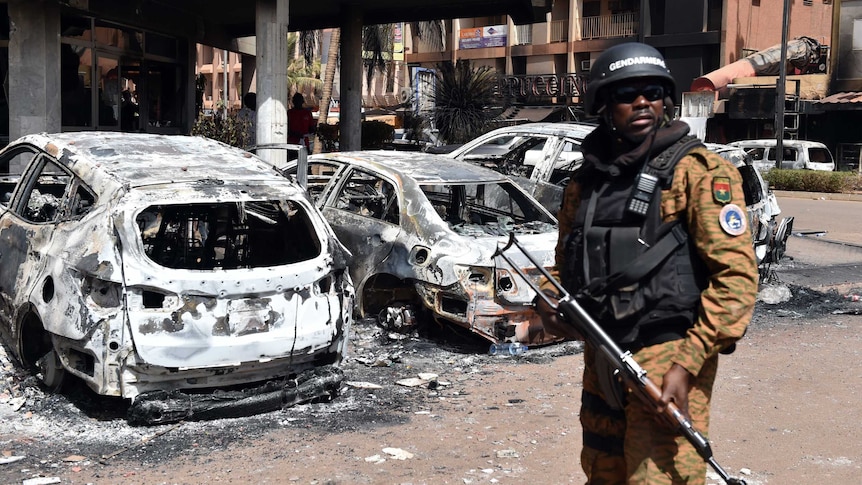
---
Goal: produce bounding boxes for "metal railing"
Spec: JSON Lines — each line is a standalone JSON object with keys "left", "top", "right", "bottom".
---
{"left": 514, "top": 24, "right": 532, "bottom": 45}
{"left": 581, "top": 12, "right": 638, "bottom": 40}
{"left": 550, "top": 19, "right": 568, "bottom": 43}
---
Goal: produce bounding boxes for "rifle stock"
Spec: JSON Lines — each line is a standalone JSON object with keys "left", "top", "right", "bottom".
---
{"left": 494, "top": 233, "right": 747, "bottom": 485}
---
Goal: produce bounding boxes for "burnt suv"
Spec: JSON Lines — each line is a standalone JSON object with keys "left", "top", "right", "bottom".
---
{"left": 0, "top": 132, "right": 353, "bottom": 416}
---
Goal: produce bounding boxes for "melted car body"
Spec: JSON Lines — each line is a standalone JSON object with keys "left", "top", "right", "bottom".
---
{"left": 283, "top": 151, "right": 560, "bottom": 344}
{"left": 0, "top": 132, "right": 353, "bottom": 400}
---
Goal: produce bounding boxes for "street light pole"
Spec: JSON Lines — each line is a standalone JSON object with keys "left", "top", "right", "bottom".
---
{"left": 775, "top": 0, "right": 792, "bottom": 168}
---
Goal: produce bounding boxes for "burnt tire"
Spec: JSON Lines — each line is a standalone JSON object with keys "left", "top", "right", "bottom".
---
{"left": 18, "top": 312, "right": 67, "bottom": 392}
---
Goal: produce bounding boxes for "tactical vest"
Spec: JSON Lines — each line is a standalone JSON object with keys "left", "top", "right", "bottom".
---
{"left": 562, "top": 136, "right": 709, "bottom": 348}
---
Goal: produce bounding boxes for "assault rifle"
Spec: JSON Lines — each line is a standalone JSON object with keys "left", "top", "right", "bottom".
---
{"left": 494, "top": 233, "right": 747, "bottom": 485}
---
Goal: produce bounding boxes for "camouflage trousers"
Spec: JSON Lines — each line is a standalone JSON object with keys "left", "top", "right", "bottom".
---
{"left": 579, "top": 340, "right": 718, "bottom": 485}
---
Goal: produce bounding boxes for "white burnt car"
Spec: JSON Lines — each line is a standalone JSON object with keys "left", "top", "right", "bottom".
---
{"left": 0, "top": 133, "right": 353, "bottom": 407}
{"left": 705, "top": 143, "right": 794, "bottom": 266}
{"left": 282, "top": 151, "right": 560, "bottom": 344}
{"left": 445, "top": 122, "right": 594, "bottom": 212}
{"left": 447, "top": 123, "right": 792, "bottom": 274}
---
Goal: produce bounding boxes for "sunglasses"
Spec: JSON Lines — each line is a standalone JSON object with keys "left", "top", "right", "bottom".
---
{"left": 609, "top": 84, "right": 665, "bottom": 104}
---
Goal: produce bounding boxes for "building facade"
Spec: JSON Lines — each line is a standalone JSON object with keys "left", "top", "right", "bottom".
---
{"left": 403, "top": 1, "right": 834, "bottom": 129}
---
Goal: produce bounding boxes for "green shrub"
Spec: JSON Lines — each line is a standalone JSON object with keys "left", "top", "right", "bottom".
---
{"left": 191, "top": 111, "right": 252, "bottom": 149}
{"left": 361, "top": 120, "right": 395, "bottom": 149}
{"left": 763, "top": 169, "right": 861, "bottom": 193}
{"left": 316, "top": 123, "right": 339, "bottom": 152}
{"left": 314, "top": 121, "right": 395, "bottom": 152}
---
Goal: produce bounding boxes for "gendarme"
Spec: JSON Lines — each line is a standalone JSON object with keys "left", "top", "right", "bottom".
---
{"left": 608, "top": 56, "right": 666, "bottom": 71}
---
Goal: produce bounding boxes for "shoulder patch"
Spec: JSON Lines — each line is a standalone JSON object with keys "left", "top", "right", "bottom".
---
{"left": 719, "top": 204, "right": 747, "bottom": 236}
{"left": 712, "top": 177, "right": 732, "bottom": 204}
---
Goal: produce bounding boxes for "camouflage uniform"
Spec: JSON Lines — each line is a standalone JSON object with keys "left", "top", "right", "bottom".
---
{"left": 545, "top": 146, "right": 758, "bottom": 484}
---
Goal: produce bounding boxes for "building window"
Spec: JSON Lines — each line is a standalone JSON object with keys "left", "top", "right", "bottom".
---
{"left": 60, "top": 14, "right": 185, "bottom": 134}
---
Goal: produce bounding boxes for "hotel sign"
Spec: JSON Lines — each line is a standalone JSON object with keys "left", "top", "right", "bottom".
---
{"left": 459, "top": 25, "right": 508, "bottom": 49}
{"left": 496, "top": 74, "right": 588, "bottom": 98}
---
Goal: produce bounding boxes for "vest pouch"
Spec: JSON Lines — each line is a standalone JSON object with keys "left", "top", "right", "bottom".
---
{"left": 610, "top": 286, "right": 646, "bottom": 320}
{"left": 608, "top": 227, "right": 647, "bottom": 320}
{"left": 584, "top": 226, "right": 610, "bottom": 282}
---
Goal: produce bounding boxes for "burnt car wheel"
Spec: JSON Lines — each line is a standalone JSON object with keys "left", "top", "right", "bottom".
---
{"left": 18, "top": 312, "right": 66, "bottom": 391}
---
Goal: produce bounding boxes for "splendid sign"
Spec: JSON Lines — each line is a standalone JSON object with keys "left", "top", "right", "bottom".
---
{"left": 608, "top": 56, "right": 666, "bottom": 71}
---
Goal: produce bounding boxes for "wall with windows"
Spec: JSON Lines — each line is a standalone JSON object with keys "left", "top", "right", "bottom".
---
{"left": 60, "top": 14, "right": 188, "bottom": 133}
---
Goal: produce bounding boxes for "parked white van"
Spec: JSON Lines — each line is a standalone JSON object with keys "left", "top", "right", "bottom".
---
{"left": 728, "top": 139, "right": 835, "bottom": 171}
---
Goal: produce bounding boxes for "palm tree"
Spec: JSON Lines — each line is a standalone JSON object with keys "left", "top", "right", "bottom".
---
{"left": 313, "top": 28, "right": 340, "bottom": 154}
{"left": 288, "top": 32, "right": 322, "bottom": 104}
{"left": 306, "top": 21, "right": 447, "bottom": 154}
{"left": 431, "top": 59, "right": 500, "bottom": 145}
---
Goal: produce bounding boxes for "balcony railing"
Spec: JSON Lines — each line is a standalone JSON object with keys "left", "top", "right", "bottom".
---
{"left": 514, "top": 24, "right": 532, "bottom": 45}
{"left": 550, "top": 19, "right": 568, "bottom": 43}
{"left": 581, "top": 12, "right": 638, "bottom": 40}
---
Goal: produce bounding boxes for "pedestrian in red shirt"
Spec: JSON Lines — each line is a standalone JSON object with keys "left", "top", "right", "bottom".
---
{"left": 288, "top": 93, "right": 315, "bottom": 149}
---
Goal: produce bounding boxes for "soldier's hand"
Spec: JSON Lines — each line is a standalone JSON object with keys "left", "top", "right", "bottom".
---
{"left": 657, "top": 363, "right": 694, "bottom": 424}
{"left": 535, "top": 291, "right": 583, "bottom": 340}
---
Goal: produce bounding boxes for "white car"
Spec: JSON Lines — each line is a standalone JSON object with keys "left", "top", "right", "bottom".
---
{"left": 706, "top": 143, "right": 794, "bottom": 266}
{"left": 282, "top": 150, "right": 562, "bottom": 345}
{"left": 445, "top": 122, "right": 595, "bottom": 212}
{"left": 728, "top": 139, "right": 835, "bottom": 171}
{"left": 0, "top": 132, "right": 354, "bottom": 421}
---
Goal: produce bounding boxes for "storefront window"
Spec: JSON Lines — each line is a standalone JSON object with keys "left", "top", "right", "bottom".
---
{"left": 60, "top": 14, "right": 185, "bottom": 134}
{"left": 147, "top": 62, "right": 183, "bottom": 128}
{"left": 146, "top": 32, "right": 177, "bottom": 58}
{"left": 61, "top": 43, "right": 92, "bottom": 127}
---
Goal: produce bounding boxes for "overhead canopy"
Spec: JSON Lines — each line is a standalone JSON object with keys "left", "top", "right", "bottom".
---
{"left": 87, "top": 0, "right": 553, "bottom": 52}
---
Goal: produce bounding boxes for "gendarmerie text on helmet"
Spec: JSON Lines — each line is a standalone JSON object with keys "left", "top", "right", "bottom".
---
{"left": 608, "top": 56, "right": 667, "bottom": 72}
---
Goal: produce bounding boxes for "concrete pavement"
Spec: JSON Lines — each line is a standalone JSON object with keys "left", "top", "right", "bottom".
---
{"left": 770, "top": 191, "right": 862, "bottom": 291}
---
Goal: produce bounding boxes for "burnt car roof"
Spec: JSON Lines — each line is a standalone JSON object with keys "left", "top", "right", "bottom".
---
{"left": 315, "top": 150, "right": 514, "bottom": 184}
{"left": 17, "top": 132, "right": 283, "bottom": 188}
{"left": 470, "top": 122, "right": 597, "bottom": 140}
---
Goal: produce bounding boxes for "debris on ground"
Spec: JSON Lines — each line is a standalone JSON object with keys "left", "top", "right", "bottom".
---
{"left": 382, "top": 447, "right": 414, "bottom": 460}
{"left": 126, "top": 365, "right": 344, "bottom": 425}
{"left": 757, "top": 283, "right": 793, "bottom": 304}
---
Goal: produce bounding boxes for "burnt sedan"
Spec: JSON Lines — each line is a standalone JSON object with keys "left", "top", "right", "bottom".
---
{"left": 0, "top": 132, "right": 353, "bottom": 418}
{"left": 283, "top": 151, "right": 560, "bottom": 345}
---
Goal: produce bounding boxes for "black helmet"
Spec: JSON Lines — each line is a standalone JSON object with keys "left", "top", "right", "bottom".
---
{"left": 584, "top": 42, "right": 675, "bottom": 115}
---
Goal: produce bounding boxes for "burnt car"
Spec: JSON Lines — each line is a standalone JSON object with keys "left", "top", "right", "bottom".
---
{"left": 0, "top": 132, "right": 353, "bottom": 410}
{"left": 282, "top": 151, "right": 559, "bottom": 345}
{"left": 705, "top": 143, "right": 794, "bottom": 267}
{"left": 444, "top": 122, "right": 594, "bottom": 211}
{"left": 447, "top": 123, "right": 792, "bottom": 274}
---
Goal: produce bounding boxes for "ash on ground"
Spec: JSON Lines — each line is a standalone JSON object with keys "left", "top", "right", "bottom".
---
{"left": 0, "top": 316, "right": 582, "bottom": 479}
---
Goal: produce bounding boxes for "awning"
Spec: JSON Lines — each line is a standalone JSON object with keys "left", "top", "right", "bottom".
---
{"left": 495, "top": 106, "right": 564, "bottom": 122}
{"left": 809, "top": 92, "right": 862, "bottom": 112}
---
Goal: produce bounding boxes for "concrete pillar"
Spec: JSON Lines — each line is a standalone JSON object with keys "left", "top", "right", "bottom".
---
{"left": 241, "top": 54, "right": 257, "bottom": 96}
{"left": 340, "top": 5, "right": 363, "bottom": 152}
{"left": 255, "top": 0, "right": 288, "bottom": 164}
{"left": 8, "top": 0, "right": 61, "bottom": 139}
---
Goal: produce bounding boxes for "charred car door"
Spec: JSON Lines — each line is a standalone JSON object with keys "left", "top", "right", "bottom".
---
{"left": 0, "top": 146, "right": 42, "bottom": 330}
{"left": 0, "top": 153, "right": 93, "bottom": 354}
{"left": 320, "top": 167, "right": 402, "bottom": 292}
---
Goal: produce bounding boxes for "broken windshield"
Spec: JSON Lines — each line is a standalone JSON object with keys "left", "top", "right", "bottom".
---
{"left": 136, "top": 200, "right": 321, "bottom": 270}
{"left": 420, "top": 181, "right": 555, "bottom": 236}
